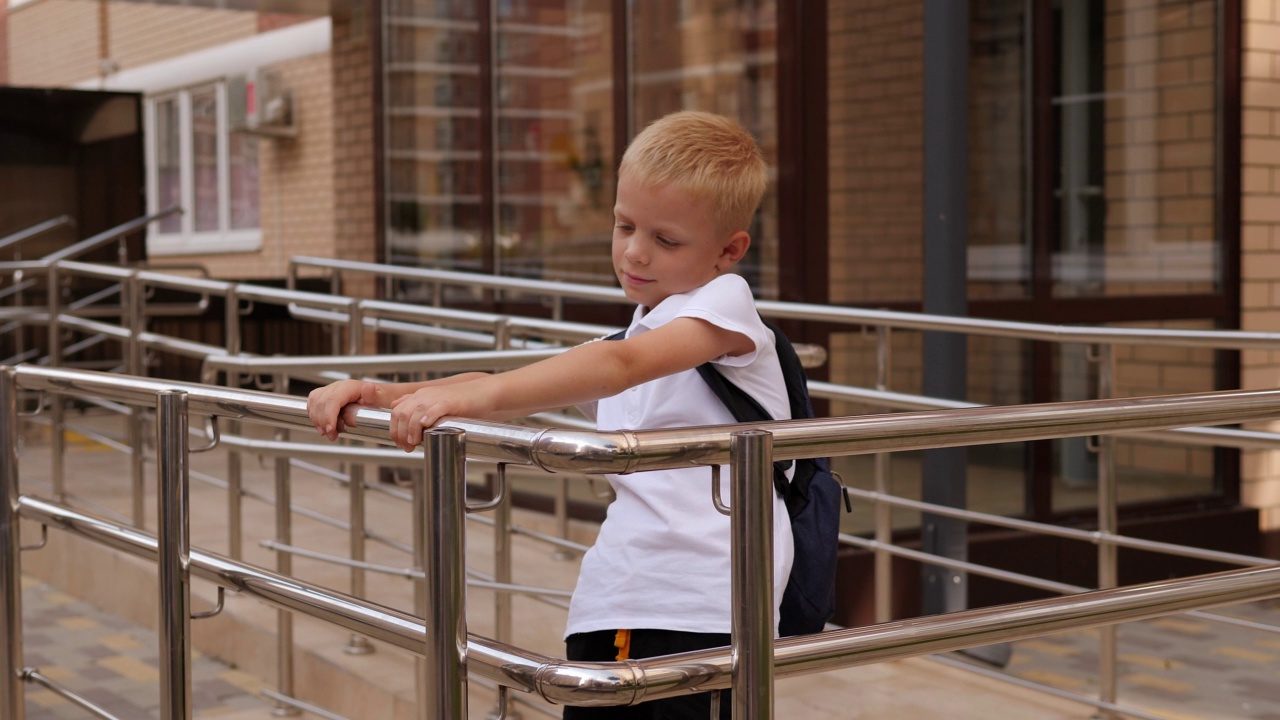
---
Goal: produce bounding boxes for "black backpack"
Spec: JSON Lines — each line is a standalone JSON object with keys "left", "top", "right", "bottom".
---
{"left": 606, "top": 320, "right": 850, "bottom": 636}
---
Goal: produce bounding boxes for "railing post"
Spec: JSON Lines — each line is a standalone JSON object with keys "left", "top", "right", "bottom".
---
{"left": 731, "top": 429, "right": 774, "bottom": 720}
{"left": 46, "top": 264, "right": 64, "bottom": 500}
{"left": 488, "top": 468, "right": 515, "bottom": 720}
{"left": 874, "top": 325, "right": 893, "bottom": 624}
{"left": 342, "top": 304, "right": 372, "bottom": 656}
{"left": 271, "top": 382, "right": 300, "bottom": 716}
{"left": 1094, "top": 344, "right": 1119, "bottom": 719}
{"left": 126, "top": 273, "right": 147, "bottom": 528}
{"left": 156, "top": 390, "right": 193, "bottom": 719}
{"left": 419, "top": 427, "right": 468, "bottom": 719}
{"left": 0, "top": 367, "right": 26, "bottom": 720}
{"left": 224, "top": 286, "right": 243, "bottom": 560}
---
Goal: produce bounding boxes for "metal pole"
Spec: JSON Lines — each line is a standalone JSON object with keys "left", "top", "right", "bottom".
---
{"left": 271, "top": 375, "right": 299, "bottom": 716}
{"left": 731, "top": 429, "right": 774, "bottom": 720}
{"left": 343, "top": 305, "right": 372, "bottom": 655}
{"left": 493, "top": 470, "right": 512, "bottom": 645}
{"left": 224, "top": 287, "right": 243, "bottom": 560}
{"left": 921, "top": 0, "right": 971, "bottom": 618}
{"left": 0, "top": 367, "right": 26, "bottom": 720}
{"left": 421, "top": 427, "right": 468, "bottom": 719}
{"left": 126, "top": 274, "right": 147, "bottom": 528}
{"left": 46, "top": 265, "right": 65, "bottom": 500}
{"left": 343, "top": 458, "right": 373, "bottom": 655}
{"left": 156, "top": 390, "right": 193, "bottom": 719}
{"left": 873, "top": 326, "right": 893, "bottom": 624}
{"left": 489, "top": 468, "right": 514, "bottom": 720}
{"left": 552, "top": 476, "right": 573, "bottom": 560}
{"left": 1095, "top": 344, "right": 1120, "bottom": 719}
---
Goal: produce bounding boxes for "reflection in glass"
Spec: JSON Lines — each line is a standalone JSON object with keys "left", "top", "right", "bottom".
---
{"left": 631, "top": 0, "right": 779, "bottom": 297}
{"left": 1053, "top": 0, "right": 1220, "bottom": 297}
{"left": 826, "top": 330, "right": 1029, "bottom": 533}
{"left": 384, "top": 1, "right": 484, "bottom": 275}
{"left": 229, "top": 132, "right": 260, "bottom": 230}
{"left": 155, "top": 97, "right": 182, "bottom": 234}
{"left": 1051, "top": 319, "right": 1218, "bottom": 514}
{"left": 496, "top": 1, "right": 614, "bottom": 284}
{"left": 190, "top": 85, "right": 219, "bottom": 233}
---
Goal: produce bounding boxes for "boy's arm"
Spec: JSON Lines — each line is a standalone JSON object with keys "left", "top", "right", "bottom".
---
{"left": 386, "top": 317, "right": 752, "bottom": 450}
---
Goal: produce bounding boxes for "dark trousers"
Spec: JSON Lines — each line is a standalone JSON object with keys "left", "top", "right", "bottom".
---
{"left": 562, "top": 629, "right": 732, "bottom": 720}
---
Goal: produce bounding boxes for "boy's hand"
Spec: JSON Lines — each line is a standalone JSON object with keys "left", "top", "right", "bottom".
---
{"left": 307, "top": 379, "right": 383, "bottom": 441}
{"left": 388, "top": 381, "right": 496, "bottom": 452}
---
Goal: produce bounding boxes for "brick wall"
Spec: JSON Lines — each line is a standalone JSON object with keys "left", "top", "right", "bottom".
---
{"left": 329, "top": 7, "right": 378, "bottom": 300}
{"left": 826, "top": 1, "right": 923, "bottom": 306}
{"left": 1241, "top": 0, "right": 1280, "bottom": 531}
{"left": 7, "top": 0, "right": 100, "bottom": 86}
{"left": 7, "top": 0, "right": 255, "bottom": 87}
{"left": 0, "top": 2, "right": 9, "bottom": 84}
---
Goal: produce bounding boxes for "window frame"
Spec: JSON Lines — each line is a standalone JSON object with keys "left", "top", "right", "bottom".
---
{"left": 144, "top": 80, "right": 263, "bottom": 257}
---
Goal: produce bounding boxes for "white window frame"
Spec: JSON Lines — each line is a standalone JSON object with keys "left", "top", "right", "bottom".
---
{"left": 144, "top": 81, "right": 262, "bottom": 256}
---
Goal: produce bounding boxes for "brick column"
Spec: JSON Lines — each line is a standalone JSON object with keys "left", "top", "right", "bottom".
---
{"left": 1240, "top": 2, "right": 1280, "bottom": 532}
{"left": 331, "top": 2, "right": 379, "bottom": 301}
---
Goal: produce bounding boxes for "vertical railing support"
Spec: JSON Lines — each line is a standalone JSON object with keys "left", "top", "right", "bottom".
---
{"left": 420, "top": 426, "right": 468, "bottom": 719}
{"left": 156, "top": 389, "right": 193, "bottom": 719}
{"left": 0, "top": 367, "right": 27, "bottom": 720}
{"left": 224, "top": 286, "right": 244, "bottom": 560}
{"left": 343, "top": 305, "right": 372, "bottom": 656}
{"left": 1094, "top": 344, "right": 1120, "bottom": 719}
{"left": 873, "top": 326, "right": 893, "bottom": 624}
{"left": 126, "top": 273, "right": 147, "bottom": 528}
{"left": 271, "top": 403, "right": 300, "bottom": 716}
{"left": 46, "top": 265, "right": 65, "bottom": 500}
{"left": 730, "top": 429, "right": 774, "bottom": 720}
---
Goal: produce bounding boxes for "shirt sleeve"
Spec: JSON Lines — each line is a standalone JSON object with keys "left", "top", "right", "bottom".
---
{"left": 667, "top": 274, "right": 771, "bottom": 369}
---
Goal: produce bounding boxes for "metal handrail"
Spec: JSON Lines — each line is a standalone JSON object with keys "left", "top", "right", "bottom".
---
{"left": 0, "top": 216, "right": 75, "bottom": 253}
{"left": 290, "top": 255, "right": 1280, "bottom": 351}
{"left": 7, "top": 366, "right": 1280, "bottom": 715}
{"left": 40, "top": 208, "right": 181, "bottom": 265}
{"left": 15, "top": 365, "right": 1280, "bottom": 474}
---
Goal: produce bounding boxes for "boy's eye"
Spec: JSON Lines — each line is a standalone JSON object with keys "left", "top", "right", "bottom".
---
{"left": 656, "top": 235, "right": 677, "bottom": 247}
{"left": 614, "top": 222, "right": 633, "bottom": 232}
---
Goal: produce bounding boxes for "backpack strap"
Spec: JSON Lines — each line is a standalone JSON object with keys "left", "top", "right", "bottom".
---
{"left": 603, "top": 321, "right": 799, "bottom": 498}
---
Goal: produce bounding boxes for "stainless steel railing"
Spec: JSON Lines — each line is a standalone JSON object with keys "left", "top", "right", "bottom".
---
{"left": 10, "top": 253, "right": 1280, "bottom": 717}
{"left": 5, "top": 366, "right": 1280, "bottom": 720}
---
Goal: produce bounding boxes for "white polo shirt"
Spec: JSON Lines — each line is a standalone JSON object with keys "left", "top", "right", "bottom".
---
{"left": 565, "top": 273, "right": 795, "bottom": 637}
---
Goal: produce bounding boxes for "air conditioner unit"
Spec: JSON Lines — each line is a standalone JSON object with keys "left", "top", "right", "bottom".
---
{"left": 227, "top": 68, "right": 296, "bottom": 138}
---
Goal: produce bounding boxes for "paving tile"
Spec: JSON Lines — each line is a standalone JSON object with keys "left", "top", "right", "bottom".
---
{"left": 18, "top": 577, "right": 270, "bottom": 719}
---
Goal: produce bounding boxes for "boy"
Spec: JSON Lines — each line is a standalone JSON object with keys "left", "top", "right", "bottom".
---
{"left": 307, "top": 111, "right": 793, "bottom": 719}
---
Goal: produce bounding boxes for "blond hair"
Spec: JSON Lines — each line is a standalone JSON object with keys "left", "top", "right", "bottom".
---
{"left": 618, "top": 111, "right": 767, "bottom": 236}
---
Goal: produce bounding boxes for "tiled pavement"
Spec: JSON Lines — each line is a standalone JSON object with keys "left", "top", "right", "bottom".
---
{"left": 20, "top": 576, "right": 274, "bottom": 720}
{"left": 1004, "top": 599, "right": 1280, "bottom": 720}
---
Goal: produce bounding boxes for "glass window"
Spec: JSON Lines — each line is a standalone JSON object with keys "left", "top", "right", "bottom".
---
{"left": 496, "top": 1, "right": 614, "bottom": 283}
{"left": 147, "top": 81, "right": 261, "bottom": 254}
{"left": 154, "top": 97, "right": 183, "bottom": 234}
{"left": 630, "top": 0, "right": 779, "bottom": 297}
{"left": 190, "top": 85, "right": 220, "bottom": 233}
{"left": 229, "top": 132, "right": 260, "bottom": 230}
{"left": 1053, "top": 0, "right": 1220, "bottom": 297}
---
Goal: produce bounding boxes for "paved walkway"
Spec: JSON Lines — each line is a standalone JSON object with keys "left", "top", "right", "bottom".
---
{"left": 21, "top": 576, "right": 275, "bottom": 719}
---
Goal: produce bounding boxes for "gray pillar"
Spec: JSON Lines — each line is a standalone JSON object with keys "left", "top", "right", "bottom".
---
{"left": 921, "top": 0, "right": 970, "bottom": 616}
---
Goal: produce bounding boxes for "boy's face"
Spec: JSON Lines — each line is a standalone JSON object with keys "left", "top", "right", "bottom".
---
{"left": 611, "top": 175, "right": 748, "bottom": 309}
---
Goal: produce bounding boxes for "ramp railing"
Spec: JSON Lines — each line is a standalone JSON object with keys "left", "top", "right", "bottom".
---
{"left": 5, "top": 365, "right": 1280, "bottom": 719}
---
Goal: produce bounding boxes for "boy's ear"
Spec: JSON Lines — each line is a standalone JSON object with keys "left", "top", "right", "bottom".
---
{"left": 717, "top": 231, "right": 751, "bottom": 269}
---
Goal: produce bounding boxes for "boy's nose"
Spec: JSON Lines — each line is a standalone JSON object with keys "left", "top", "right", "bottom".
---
{"left": 624, "top": 238, "right": 648, "bottom": 264}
